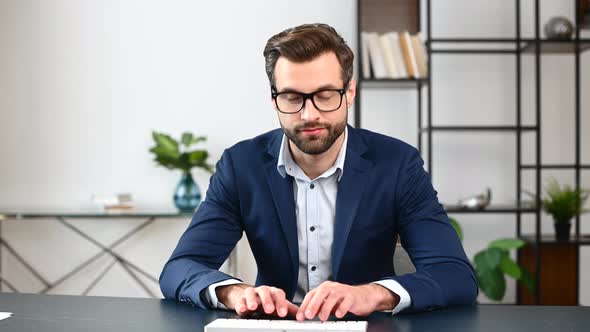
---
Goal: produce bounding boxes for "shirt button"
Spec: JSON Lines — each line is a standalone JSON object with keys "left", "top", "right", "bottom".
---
{"left": 310, "top": 226, "right": 315, "bottom": 232}
{"left": 310, "top": 183, "right": 315, "bottom": 189}
{"left": 311, "top": 266, "right": 317, "bottom": 272}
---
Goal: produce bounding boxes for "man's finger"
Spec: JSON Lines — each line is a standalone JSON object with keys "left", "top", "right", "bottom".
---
{"left": 296, "top": 289, "right": 315, "bottom": 321}
{"left": 244, "top": 287, "right": 260, "bottom": 311}
{"left": 235, "top": 298, "right": 251, "bottom": 316}
{"left": 334, "top": 294, "right": 354, "bottom": 319}
{"left": 270, "top": 288, "right": 288, "bottom": 317}
{"left": 256, "top": 287, "right": 275, "bottom": 314}
{"left": 303, "top": 287, "right": 330, "bottom": 320}
{"left": 318, "top": 291, "right": 343, "bottom": 321}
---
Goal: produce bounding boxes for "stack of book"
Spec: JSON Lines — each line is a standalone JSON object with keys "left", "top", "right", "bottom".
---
{"left": 92, "top": 193, "right": 135, "bottom": 210}
{"left": 360, "top": 31, "right": 428, "bottom": 80}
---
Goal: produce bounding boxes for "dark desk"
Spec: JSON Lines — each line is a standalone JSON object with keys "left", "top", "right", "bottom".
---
{"left": 1, "top": 293, "right": 589, "bottom": 332}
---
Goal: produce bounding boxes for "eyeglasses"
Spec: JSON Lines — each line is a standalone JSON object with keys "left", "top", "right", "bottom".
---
{"left": 271, "top": 85, "right": 348, "bottom": 114}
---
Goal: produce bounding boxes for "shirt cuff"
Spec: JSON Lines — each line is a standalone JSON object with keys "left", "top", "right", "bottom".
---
{"left": 206, "top": 279, "right": 243, "bottom": 309}
{"left": 372, "top": 279, "right": 412, "bottom": 315}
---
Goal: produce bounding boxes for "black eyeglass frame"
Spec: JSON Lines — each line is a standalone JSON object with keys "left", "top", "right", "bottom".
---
{"left": 271, "top": 84, "right": 349, "bottom": 114}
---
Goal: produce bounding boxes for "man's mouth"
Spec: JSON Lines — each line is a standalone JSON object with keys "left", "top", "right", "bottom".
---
{"left": 299, "top": 127, "right": 325, "bottom": 135}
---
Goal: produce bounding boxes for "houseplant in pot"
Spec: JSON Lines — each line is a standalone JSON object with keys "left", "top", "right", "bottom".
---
{"left": 450, "top": 218, "right": 535, "bottom": 301}
{"left": 149, "top": 131, "right": 214, "bottom": 212}
{"left": 536, "top": 177, "right": 589, "bottom": 241}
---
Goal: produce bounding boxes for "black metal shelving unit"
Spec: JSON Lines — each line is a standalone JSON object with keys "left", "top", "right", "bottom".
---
{"left": 356, "top": 0, "right": 588, "bottom": 305}
{"left": 355, "top": 0, "right": 426, "bottom": 156}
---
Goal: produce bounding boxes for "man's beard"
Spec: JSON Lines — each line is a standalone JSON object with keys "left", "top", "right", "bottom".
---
{"left": 281, "top": 119, "right": 346, "bottom": 155}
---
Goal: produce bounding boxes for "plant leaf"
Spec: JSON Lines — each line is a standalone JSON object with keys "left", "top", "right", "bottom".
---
{"left": 489, "top": 238, "right": 525, "bottom": 250}
{"left": 476, "top": 267, "right": 506, "bottom": 301}
{"left": 449, "top": 217, "right": 463, "bottom": 241}
{"left": 181, "top": 132, "right": 193, "bottom": 147}
{"left": 152, "top": 132, "right": 179, "bottom": 153}
{"left": 203, "top": 163, "right": 215, "bottom": 174}
{"left": 154, "top": 155, "right": 182, "bottom": 170}
{"left": 178, "top": 153, "right": 191, "bottom": 172}
{"left": 186, "top": 150, "right": 214, "bottom": 173}
{"left": 520, "top": 268, "right": 536, "bottom": 295}
{"left": 191, "top": 136, "right": 207, "bottom": 145}
{"left": 499, "top": 253, "right": 521, "bottom": 279}
{"left": 188, "top": 150, "right": 208, "bottom": 164}
{"left": 474, "top": 247, "right": 503, "bottom": 271}
{"left": 149, "top": 146, "right": 180, "bottom": 160}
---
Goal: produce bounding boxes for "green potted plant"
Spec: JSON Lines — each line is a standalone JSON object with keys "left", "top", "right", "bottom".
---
{"left": 532, "top": 177, "right": 589, "bottom": 241}
{"left": 149, "top": 131, "right": 214, "bottom": 212}
{"left": 450, "top": 218, "right": 535, "bottom": 302}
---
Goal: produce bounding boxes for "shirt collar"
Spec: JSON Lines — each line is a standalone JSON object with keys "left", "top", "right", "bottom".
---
{"left": 277, "top": 126, "right": 348, "bottom": 182}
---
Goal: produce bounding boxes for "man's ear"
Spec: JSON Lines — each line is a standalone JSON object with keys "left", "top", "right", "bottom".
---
{"left": 270, "top": 96, "right": 279, "bottom": 112}
{"left": 346, "top": 78, "right": 357, "bottom": 107}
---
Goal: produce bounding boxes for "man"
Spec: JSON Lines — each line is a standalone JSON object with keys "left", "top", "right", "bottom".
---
{"left": 159, "top": 23, "right": 477, "bottom": 320}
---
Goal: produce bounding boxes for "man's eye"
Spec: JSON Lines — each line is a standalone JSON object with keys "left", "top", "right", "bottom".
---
{"left": 283, "top": 94, "right": 302, "bottom": 102}
{"left": 316, "top": 91, "right": 337, "bottom": 99}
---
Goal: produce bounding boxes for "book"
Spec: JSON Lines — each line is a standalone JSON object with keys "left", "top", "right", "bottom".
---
{"left": 384, "top": 31, "right": 408, "bottom": 78}
{"left": 379, "top": 33, "right": 400, "bottom": 78}
{"left": 366, "top": 32, "right": 388, "bottom": 79}
{"left": 411, "top": 34, "right": 428, "bottom": 78}
{"left": 92, "top": 193, "right": 135, "bottom": 210}
{"left": 400, "top": 31, "right": 419, "bottom": 78}
{"left": 360, "top": 32, "right": 372, "bottom": 79}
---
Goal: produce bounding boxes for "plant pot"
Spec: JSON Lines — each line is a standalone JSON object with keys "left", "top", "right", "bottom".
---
{"left": 554, "top": 221, "right": 572, "bottom": 241}
{"left": 174, "top": 172, "right": 201, "bottom": 212}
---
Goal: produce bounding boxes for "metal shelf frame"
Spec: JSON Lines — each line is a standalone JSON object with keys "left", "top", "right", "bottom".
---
{"left": 355, "top": 0, "right": 587, "bottom": 305}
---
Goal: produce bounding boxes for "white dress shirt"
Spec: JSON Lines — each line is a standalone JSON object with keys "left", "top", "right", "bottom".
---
{"left": 204, "top": 127, "right": 411, "bottom": 314}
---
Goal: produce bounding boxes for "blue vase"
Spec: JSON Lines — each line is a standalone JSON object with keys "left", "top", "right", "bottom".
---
{"left": 174, "top": 172, "right": 201, "bottom": 212}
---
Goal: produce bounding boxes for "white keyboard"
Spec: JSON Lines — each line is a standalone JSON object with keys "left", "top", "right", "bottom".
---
{"left": 204, "top": 318, "right": 368, "bottom": 332}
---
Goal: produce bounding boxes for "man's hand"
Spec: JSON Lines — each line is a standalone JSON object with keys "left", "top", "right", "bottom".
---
{"left": 216, "top": 284, "right": 299, "bottom": 317}
{"left": 297, "top": 281, "right": 400, "bottom": 321}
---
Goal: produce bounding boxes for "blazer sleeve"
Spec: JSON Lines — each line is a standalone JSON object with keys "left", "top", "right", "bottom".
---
{"left": 386, "top": 147, "right": 478, "bottom": 313}
{"left": 159, "top": 149, "right": 244, "bottom": 308}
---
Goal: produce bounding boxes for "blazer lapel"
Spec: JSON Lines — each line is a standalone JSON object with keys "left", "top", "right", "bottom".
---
{"left": 332, "top": 126, "right": 373, "bottom": 279}
{"left": 264, "top": 133, "right": 299, "bottom": 282}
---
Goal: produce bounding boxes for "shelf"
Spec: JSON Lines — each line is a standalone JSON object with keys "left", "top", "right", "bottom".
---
{"left": 430, "top": 38, "right": 519, "bottom": 43}
{"left": 428, "top": 38, "right": 590, "bottom": 54}
{"left": 419, "top": 125, "right": 538, "bottom": 132}
{"left": 445, "top": 204, "right": 537, "bottom": 214}
{"left": 429, "top": 39, "right": 516, "bottom": 54}
{"left": 431, "top": 49, "right": 517, "bottom": 54}
{"left": 0, "top": 208, "right": 193, "bottom": 219}
{"left": 520, "top": 164, "right": 590, "bottom": 170}
{"left": 520, "top": 234, "right": 590, "bottom": 245}
{"left": 521, "top": 39, "right": 590, "bottom": 54}
{"left": 360, "top": 78, "right": 427, "bottom": 89}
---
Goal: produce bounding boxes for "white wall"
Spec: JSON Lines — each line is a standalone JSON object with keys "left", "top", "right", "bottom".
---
{"left": 1, "top": 0, "right": 589, "bottom": 305}
{"left": 0, "top": 0, "right": 355, "bottom": 299}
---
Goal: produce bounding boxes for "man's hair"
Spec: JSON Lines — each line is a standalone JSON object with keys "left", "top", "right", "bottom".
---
{"left": 263, "top": 23, "right": 354, "bottom": 88}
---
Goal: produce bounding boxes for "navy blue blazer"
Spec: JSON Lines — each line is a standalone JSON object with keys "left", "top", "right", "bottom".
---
{"left": 159, "top": 126, "right": 477, "bottom": 312}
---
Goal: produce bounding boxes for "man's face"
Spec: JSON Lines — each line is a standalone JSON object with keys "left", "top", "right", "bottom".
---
{"left": 272, "top": 51, "right": 356, "bottom": 155}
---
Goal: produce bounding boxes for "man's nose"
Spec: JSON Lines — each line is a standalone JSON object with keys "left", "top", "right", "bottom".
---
{"left": 300, "top": 98, "right": 321, "bottom": 121}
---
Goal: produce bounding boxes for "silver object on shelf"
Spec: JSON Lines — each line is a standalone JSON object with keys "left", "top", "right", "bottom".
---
{"left": 544, "top": 16, "right": 574, "bottom": 40}
{"left": 458, "top": 188, "right": 492, "bottom": 210}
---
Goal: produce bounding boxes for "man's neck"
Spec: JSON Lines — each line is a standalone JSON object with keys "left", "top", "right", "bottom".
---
{"left": 289, "top": 132, "right": 345, "bottom": 180}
